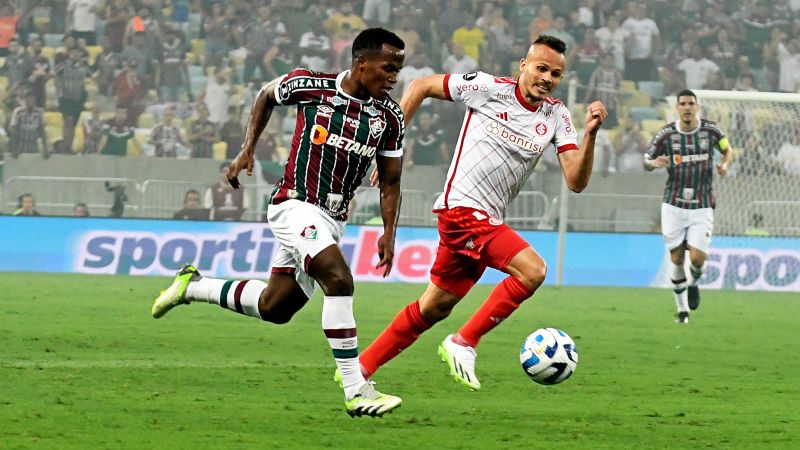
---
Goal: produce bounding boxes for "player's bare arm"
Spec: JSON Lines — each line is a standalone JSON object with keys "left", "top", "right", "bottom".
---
{"left": 558, "top": 101, "right": 608, "bottom": 192}
{"left": 371, "top": 74, "right": 448, "bottom": 186}
{"left": 399, "top": 74, "right": 449, "bottom": 124}
{"left": 375, "top": 155, "right": 403, "bottom": 277}
{"left": 228, "top": 77, "right": 281, "bottom": 188}
{"left": 644, "top": 154, "right": 670, "bottom": 170}
{"left": 717, "top": 139, "right": 733, "bottom": 177}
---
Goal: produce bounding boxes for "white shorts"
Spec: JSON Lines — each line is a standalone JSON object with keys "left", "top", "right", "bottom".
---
{"left": 660, "top": 203, "right": 713, "bottom": 253}
{"left": 267, "top": 200, "right": 345, "bottom": 298}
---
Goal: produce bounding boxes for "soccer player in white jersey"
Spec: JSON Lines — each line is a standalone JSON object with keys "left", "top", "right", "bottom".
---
{"left": 644, "top": 89, "right": 733, "bottom": 324}
{"left": 356, "top": 35, "right": 608, "bottom": 391}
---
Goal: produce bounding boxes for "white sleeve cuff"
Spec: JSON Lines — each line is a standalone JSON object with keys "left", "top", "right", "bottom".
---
{"left": 377, "top": 149, "right": 403, "bottom": 157}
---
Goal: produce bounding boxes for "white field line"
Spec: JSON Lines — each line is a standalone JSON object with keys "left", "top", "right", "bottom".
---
{"left": 1, "top": 360, "right": 326, "bottom": 369}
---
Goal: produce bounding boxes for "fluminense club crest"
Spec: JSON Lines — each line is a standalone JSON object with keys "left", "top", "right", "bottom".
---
{"left": 369, "top": 117, "right": 386, "bottom": 138}
{"left": 300, "top": 225, "right": 318, "bottom": 240}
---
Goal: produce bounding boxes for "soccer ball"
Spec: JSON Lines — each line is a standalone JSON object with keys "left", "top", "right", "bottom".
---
{"left": 519, "top": 328, "right": 579, "bottom": 385}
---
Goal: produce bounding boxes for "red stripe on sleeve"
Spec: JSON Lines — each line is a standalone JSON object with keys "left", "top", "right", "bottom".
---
{"left": 442, "top": 74, "right": 453, "bottom": 101}
{"left": 557, "top": 143, "right": 579, "bottom": 153}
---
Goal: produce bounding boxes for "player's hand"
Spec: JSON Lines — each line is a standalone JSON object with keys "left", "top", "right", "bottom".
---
{"left": 650, "top": 155, "right": 670, "bottom": 168}
{"left": 227, "top": 146, "right": 255, "bottom": 189}
{"left": 369, "top": 166, "right": 379, "bottom": 187}
{"left": 375, "top": 233, "right": 395, "bottom": 278}
{"left": 584, "top": 101, "right": 608, "bottom": 134}
{"left": 716, "top": 162, "right": 728, "bottom": 177}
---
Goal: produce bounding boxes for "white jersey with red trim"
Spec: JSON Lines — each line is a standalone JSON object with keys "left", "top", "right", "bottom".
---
{"left": 434, "top": 71, "right": 578, "bottom": 219}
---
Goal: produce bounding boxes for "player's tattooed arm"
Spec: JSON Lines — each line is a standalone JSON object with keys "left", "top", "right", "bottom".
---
{"left": 228, "top": 77, "right": 281, "bottom": 188}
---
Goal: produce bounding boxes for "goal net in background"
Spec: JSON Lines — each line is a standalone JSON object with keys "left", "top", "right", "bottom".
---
{"left": 687, "top": 90, "right": 800, "bottom": 238}
{"left": 688, "top": 90, "right": 800, "bottom": 291}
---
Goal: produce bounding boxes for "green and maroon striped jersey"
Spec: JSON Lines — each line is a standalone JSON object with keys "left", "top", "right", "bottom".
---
{"left": 645, "top": 119, "right": 728, "bottom": 209}
{"left": 268, "top": 68, "right": 404, "bottom": 221}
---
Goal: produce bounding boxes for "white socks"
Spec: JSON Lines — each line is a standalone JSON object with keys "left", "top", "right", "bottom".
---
{"left": 688, "top": 263, "right": 704, "bottom": 287}
{"left": 670, "top": 263, "right": 689, "bottom": 313}
{"left": 322, "top": 295, "right": 365, "bottom": 399}
{"left": 186, "top": 278, "right": 266, "bottom": 319}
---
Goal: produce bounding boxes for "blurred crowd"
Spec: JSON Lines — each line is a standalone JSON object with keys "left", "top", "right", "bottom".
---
{"left": 1, "top": 0, "right": 799, "bottom": 178}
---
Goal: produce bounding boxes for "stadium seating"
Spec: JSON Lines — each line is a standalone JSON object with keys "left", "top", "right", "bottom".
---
{"left": 187, "top": 13, "right": 203, "bottom": 38}
{"left": 641, "top": 119, "right": 664, "bottom": 135}
{"left": 620, "top": 80, "right": 636, "bottom": 92}
{"left": 625, "top": 90, "right": 652, "bottom": 108}
{"left": 190, "top": 75, "right": 207, "bottom": 95}
{"left": 137, "top": 112, "right": 156, "bottom": 129}
{"left": 85, "top": 80, "right": 99, "bottom": 102}
{"left": 629, "top": 106, "right": 660, "bottom": 122}
{"left": 637, "top": 81, "right": 664, "bottom": 100}
{"left": 44, "top": 111, "right": 64, "bottom": 129}
{"left": 73, "top": 123, "right": 84, "bottom": 153}
{"left": 129, "top": 131, "right": 147, "bottom": 157}
{"left": 41, "top": 46, "right": 55, "bottom": 61}
{"left": 43, "top": 33, "right": 63, "bottom": 48}
{"left": 191, "top": 39, "right": 205, "bottom": 59}
{"left": 86, "top": 46, "right": 103, "bottom": 65}
{"left": 213, "top": 141, "right": 228, "bottom": 160}
{"left": 33, "top": 16, "right": 51, "bottom": 34}
{"left": 44, "top": 125, "right": 61, "bottom": 145}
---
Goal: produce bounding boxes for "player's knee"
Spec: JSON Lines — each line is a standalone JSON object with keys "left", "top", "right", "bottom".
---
{"left": 420, "top": 301, "right": 453, "bottom": 323}
{"left": 318, "top": 268, "right": 354, "bottom": 296}
{"left": 258, "top": 295, "right": 302, "bottom": 325}
{"left": 517, "top": 262, "right": 547, "bottom": 291}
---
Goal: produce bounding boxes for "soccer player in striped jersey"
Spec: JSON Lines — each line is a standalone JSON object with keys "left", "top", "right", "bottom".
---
{"left": 357, "top": 35, "right": 608, "bottom": 391}
{"left": 644, "top": 89, "right": 733, "bottom": 324}
{"left": 152, "top": 28, "right": 406, "bottom": 417}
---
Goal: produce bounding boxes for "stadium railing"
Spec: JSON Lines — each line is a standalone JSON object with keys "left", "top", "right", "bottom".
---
{"left": 4, "top": 176, "right": 139, "bottom": 217}
{"left": 562, "top": 192, "right": 662, "bottom": 233}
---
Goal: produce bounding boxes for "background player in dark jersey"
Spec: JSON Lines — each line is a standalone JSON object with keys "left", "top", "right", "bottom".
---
{"left": 151, "top": 28, "right": 406, "bottom": 418}
{"left": 644, "top": 89, "right": 733, "bottom": 324}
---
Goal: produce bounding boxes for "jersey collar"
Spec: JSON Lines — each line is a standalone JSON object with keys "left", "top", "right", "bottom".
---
{"left": 674, "top": 120, "right": 700, "bottom": 135}
{"left": 336, "top": 70, "right": 374, "bottom": 105}
{"left": 514, "top": 84, "right": 541, "bottom": 113}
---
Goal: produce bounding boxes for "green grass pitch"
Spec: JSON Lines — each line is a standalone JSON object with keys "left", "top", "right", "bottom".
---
{"left": 1, "top": 273, "right": 798, "bottom": 449}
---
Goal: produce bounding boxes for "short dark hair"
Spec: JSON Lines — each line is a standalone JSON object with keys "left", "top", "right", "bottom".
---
{"left": 351, "top": 28, "right": 405, "bottom": 60}
{"left": 676, "top": 89, "right": 697, "bottom": 101}
{"left": 18, "top": 193, "right": 33, "bottom": 207}
{"left": 533, "top": 34, "right": 567, "bottom": 54}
